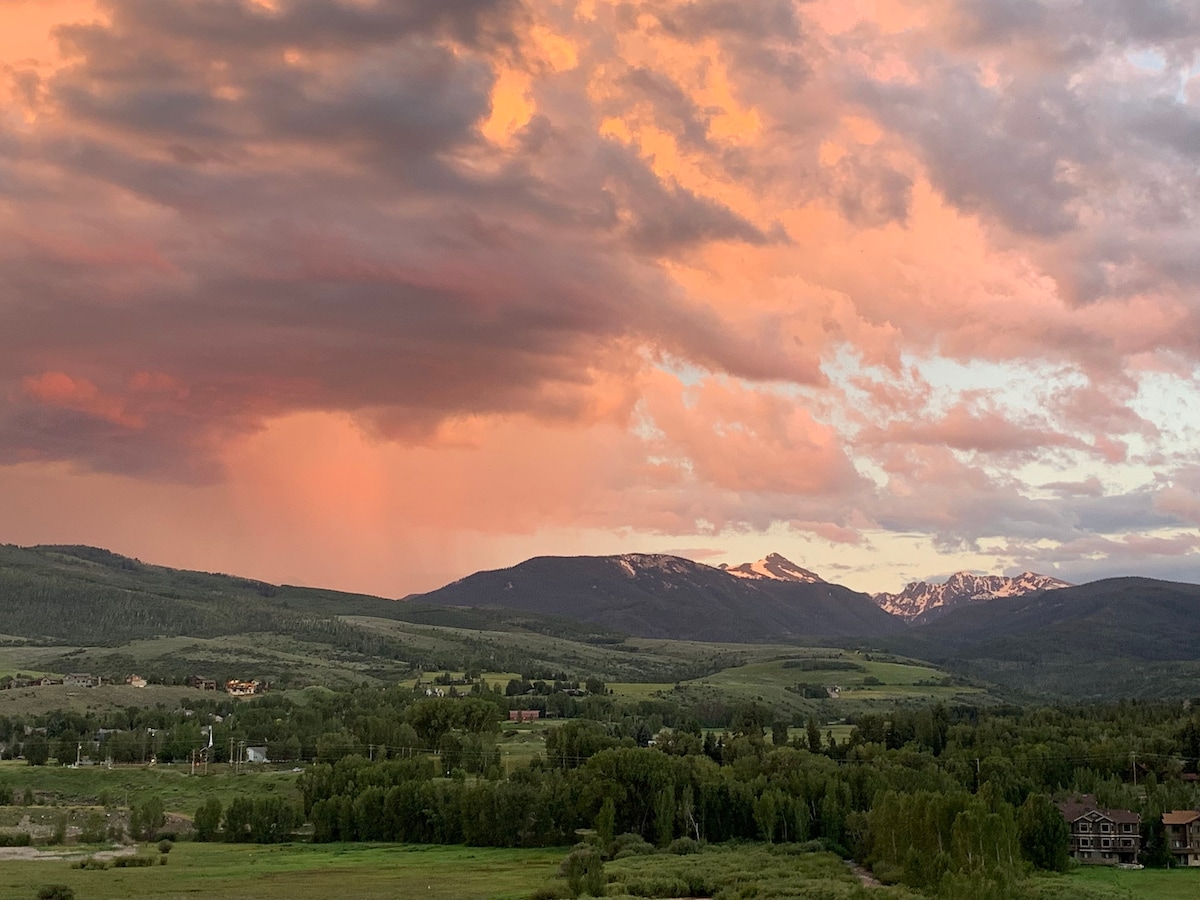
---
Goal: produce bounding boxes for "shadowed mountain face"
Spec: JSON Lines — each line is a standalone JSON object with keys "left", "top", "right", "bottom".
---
{"left": 407, "top": 553, "right": 905, "bottom": 642}
{"left": 881, "top": 576, "right": 1200, "bottom": 699}
{"left": 920, "top": 577, "right": 1200, "bottom": 658}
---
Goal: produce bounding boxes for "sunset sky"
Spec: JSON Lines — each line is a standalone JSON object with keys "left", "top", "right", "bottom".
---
{"left": 2, "top": 0, "right": 1199, "bottom": 598}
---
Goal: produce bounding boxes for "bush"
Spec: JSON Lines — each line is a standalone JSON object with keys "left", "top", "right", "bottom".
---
{"left": 71, "top": 857, "right": 109, "bottom": 870}
{"left": 157, "top": 839, "right": 173, "bottom": 854}
{"left": 611, "top": 832, "right": 655, "bottom": 859}
{"left": 559, "top": 846, "right": 605, "bottom": 897}
{"left": 35, "top": 887, "right": 75, "bottom": 900}
{"left": 0, "top": 832, "right": 33, "bottom": 847}
{"left": 112, "top": 855, "right": 156, "bottom": 868}
{"left": 667, "top": 836, "right": 701, "bottom": 855}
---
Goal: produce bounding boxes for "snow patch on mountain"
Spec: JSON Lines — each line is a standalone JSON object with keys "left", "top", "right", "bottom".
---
{"left": 873, "top": 571, "right": 1072, "bottom": 622}
{"left": 720, "top": 553, "right": 825, "bottom": 584}
{"left": 611, "top": 554, "right": 702, "bottom": 579}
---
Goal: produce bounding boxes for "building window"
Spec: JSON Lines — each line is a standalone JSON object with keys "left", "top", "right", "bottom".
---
{"left": 1101, "top": 839, "right": 1111, "bottom": 849}
{"left": 1080, "top": 839, "right": 1092, "bottom": 848}
{"left": 1100, "top": 823, "right": 1112, "bottom": 833}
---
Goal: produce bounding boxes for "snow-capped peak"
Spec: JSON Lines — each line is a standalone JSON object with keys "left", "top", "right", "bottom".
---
{"left": 873, "top": 571, "right": 1071, "bottom": 623}
{"left": 720, "top": 553, "right": 825, "bottom": 584}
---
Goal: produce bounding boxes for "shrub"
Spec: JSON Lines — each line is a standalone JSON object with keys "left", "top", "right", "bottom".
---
{"left": 112, "top": 855, "right": 156, "bottom": 868}
{"left": 611, "top": 832, "right": 655, "bottom": 859}
{"left": 157, "top": 839, "right": 173, "bottom": 854}
{"left": 0, "top": 832, "right": 33, "bottom": 847}
{"left": 667, "top": 836, "right": 701, "bottom": 855}
{"left": 559, "top": 846, "right": 605, "bottom": 898}
{"left": 71, "top": 857, "right": 109, "bottom": 870}
{"left": 35, "top": 887, "right": 75, "bottom": 900}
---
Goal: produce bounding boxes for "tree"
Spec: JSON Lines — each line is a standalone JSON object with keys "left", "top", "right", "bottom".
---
{"left": 1017, "top": 794, "right": 1069, "bottom": 872}
{"left": 194, "top": 797, "right": 222, "bottom": 842}
{"left": 130, "top": 796, "right": 165, "bottom": 840}
{"left": 595, "top": 797, "right": 615, "bottom": 846}
{"left": 806, "top": 716, "right": 822, "bottom": 753}
{"left": 24, "top": 735, "right": 49, "bottom": 767}
{"left": 223, "top": 796, "right": 254, "bottom": 842}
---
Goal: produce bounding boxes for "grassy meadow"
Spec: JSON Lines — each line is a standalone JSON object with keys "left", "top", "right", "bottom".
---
{"left": 1066, "top": 865, "right": 1200, "bottom": 899}
{"left": 0, "top": 842, "right": 564, "bottom": 900}
{"left": 0, "top": 760, "right": 301, "bottom": 820}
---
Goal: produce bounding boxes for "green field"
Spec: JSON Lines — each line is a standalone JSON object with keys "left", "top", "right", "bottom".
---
{"left": 0, "top": 761, "right": 301, "bottom": 819}
{"left": 0, "top": 842, "right": 564, "bottom": 900}
{"left": 1067, "top": 865, "right": 1200, "bottom": 898}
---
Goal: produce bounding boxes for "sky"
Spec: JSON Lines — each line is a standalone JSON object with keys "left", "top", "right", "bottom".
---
{"left": 1, "top": 0, "right": 1199, "bottom": 598}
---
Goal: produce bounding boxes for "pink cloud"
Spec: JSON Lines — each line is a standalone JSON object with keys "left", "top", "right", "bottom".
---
{"left": 1, "top": 0, "right": 1199, "bottom": 591}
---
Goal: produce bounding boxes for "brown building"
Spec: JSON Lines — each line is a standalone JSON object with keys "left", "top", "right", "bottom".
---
{"left": 1057, "top": 795, "right": 1141, "bottom": 865}
{"left": 1163, "top": 810, "right": 1200, "bottom": 867}
{"left": 508, "top": 709, "right": 540, "bottom": 723}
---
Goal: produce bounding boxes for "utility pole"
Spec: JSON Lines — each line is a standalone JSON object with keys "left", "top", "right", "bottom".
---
{"left": 229, "top": 738, "right": 235, "bottom": 772}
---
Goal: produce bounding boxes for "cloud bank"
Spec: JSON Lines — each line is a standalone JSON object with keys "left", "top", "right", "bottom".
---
{"left": 1, "top": 0, "right": 1198, "bottom": 592}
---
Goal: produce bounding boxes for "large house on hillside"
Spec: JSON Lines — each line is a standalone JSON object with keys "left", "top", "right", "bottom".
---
{"left": 1163, "top": 810, "right": 1200, "bottom": 866}
{"left": 1057, "top": 795, "right": 1141, "bottom": 865}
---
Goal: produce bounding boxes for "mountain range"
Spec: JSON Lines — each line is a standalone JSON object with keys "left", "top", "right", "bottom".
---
{"left": 411, "top": 551, "right": 1086, "bottom": 639}
{"left": 4, "top": 543, "right": 1200, "bottom": 698}
{"left": 872, "top": 571, "right": 1073, "bottom": 623}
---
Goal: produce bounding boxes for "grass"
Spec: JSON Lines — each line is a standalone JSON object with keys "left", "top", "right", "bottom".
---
{"left": 0, "top": 841, "right": 564, "bottom": 900}
{"left": 603, "top": 844, "right": 919, "bottom": 899}
{"left": 0, "top": 683, "right": 207, "bottom": 718}
{"left": 0, "top": 761, "right": 301, "bottom": 815}
{"left": 1066, "top": 865, "right": 1200, "bottom": 899}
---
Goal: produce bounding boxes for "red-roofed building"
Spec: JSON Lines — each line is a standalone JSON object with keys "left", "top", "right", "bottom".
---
{"left": 1162, "top": 810, "right": 1200, "bottom": 866}
{"left": 1057, "top": 795, "right": 1141, "bottom": 865}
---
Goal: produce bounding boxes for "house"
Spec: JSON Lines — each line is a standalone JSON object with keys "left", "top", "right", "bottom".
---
{"left": 1163, "top": 810, "right": 1200, "bottom": 866}
{"left": 508, "top": 709, "right": 540, "bottom": 723}
{"left": 125, "top": 674, "right": 148, "bottom": 688}
{"left": 245, "top": 746, "right": 269, "bottom": 764}
{"left": 64, "top": 673, "right": 99, "bottom": 688}
{"left": 225, "top": 679, "right": 262, "bottom": 696}
{"left": 187, "top": 675, "right": 218, "bottom": 691}
{"left": 1057, "top": 795, "right": 1141, "bottom": 865}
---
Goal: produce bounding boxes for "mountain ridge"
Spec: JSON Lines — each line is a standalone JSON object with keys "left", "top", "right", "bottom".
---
{"left": 873, "top": 571, "right": 1073, "bottom": 623}
{"left": 409, "top": 552, "right": 904, "bottom": 642}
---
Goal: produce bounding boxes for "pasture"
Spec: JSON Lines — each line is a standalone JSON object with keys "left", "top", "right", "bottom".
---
{"left": 0, "top": 842, "right": 564, "bottom": 900}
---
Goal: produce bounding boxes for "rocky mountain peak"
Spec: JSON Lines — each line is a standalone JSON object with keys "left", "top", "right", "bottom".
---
{"left": 720, "top": 553, "right": 825, "bottom": 584}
